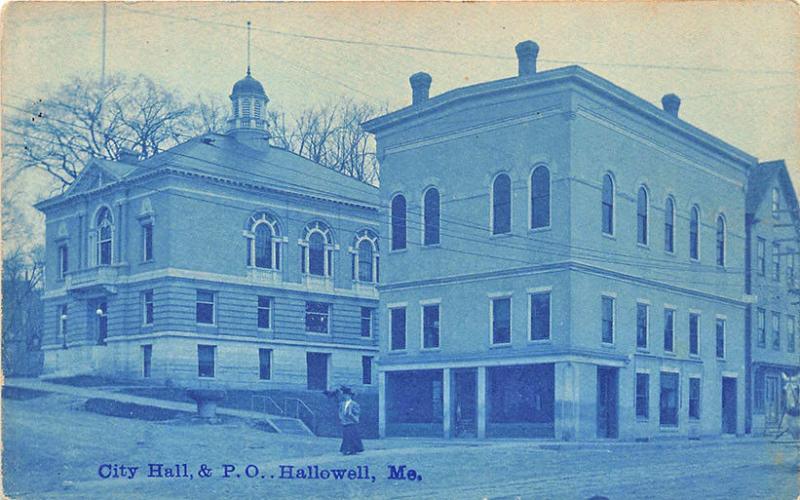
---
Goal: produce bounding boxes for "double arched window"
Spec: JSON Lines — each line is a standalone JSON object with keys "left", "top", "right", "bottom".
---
{"left": 530, "top": 166, "right": 550, "bottom": 229}
{"left": 637, "top": 186, "right": 649, "bottom": 245}
{"left": 96, "top": 207, "right": 114, "bottom": 266}
{"left": 352, "top": 229, "right": 379, "bottom": 283}
{"left": 602, "top": 174, "right": 614, "bottom": 235}
{"left": 302, "top": 221, "right": 334, "bottom": 277}
{"left": 664, "top": 197, "right": 675, "bottom": 253}
{"left": 492, "top": 173, "right": 512, "bottom": 234}
{"left": 246, "top": 211, "right": 281, "bottom": 270}
{"left": 690, "top": 206, "right": 700, "bottom": 260}
{"left": 716, "top": 215, "right": 726, "bottom": 267}
{"left": 423, "top": 187, "right": 440, "bottom": 246}
{"left": 391, "top": 194, "right": 407, "bottom": 250}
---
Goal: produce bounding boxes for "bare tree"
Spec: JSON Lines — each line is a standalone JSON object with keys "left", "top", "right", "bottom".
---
{"left": 2, "top": 246, "right": 45, "bottom": 376}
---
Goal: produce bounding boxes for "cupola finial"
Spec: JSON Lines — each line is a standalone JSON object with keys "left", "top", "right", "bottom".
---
{"left": 246, "top": 20, "right": 252, "bottom": 76}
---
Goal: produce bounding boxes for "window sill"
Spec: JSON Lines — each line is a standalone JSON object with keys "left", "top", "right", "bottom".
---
{"left": 659, "top": 425, "right": 679, "bottom": 432}
{"left": 689, "top": 353, "right": 701, "bottom": 359}
{"left": 305, "top": 331, "right": 330, "bottom": 336}
{"left": 663, "top": 351, "right": 676, "bottom": 357}
{"left": 421, "top": 347, "right": 441, "bottom": 352}
{"left": 141, "top": 259, "right": 155, "bottom": 265}
{"left": 489, "top": 342, "right": 512, "bottom": 349}
{"left": 636, "top": 418, "right": 649, "bottom": 423}
{"left": 716, "top": 357, "right": 726, "bottom": 362}
{"left": 490, "top": 232, "right": 513, "bottom": 240}
{"left": 389, "top": 248, "right": 408, "bottom": 254}
{"left": 387, "top": 349, "right": 407, "bottom": 355}
{"left": 421, "top": 244, "right": 441, "bottom": 250}
{"left": 528, "top": 338, "right": 551, "bottom": 344}
{"left": 636, "top": 243, "right": 650, "bottom": 250}
{"left": 663, "top": 250, "right": 675, "bottom": 257}
{"left": 601, "top": 232, "right": 616, "bottom": 240}
{"left": 600, "top": 342, "right": 616, "bottom": 349}
{"left": 529, "top": 226, "right": 551, "bottom": 234}
{"left": 636, "top": 348, "right": 650, "bottom": 354}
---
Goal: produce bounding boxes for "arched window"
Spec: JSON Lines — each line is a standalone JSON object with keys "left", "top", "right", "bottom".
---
{"left": 637, "top": 186, "right": 648, "bottom": 245}
{"left": 246, "top": 211, "right": 281, "bottom": 270}
{"left": 352, "top": 229, "right": 379, "bottom": 283}
{"left": 664, "top": 197, "right": 675, "bottom": 253}
{"left": 602, "top": 174, "right": 614, "bottom": 235}
{"left": 391, "top": 194, "right": 407, "bottom": 250}
{"left": 423, "top": 188, "right": 440, "bottom": 246}
{"left": 690, "top": 206, "right": 700, "bottom": 260}
{"left": 96, "top": 207, "right": 113, "bottom": 266}
{"left": 492, "top": 173, "right": 511, "bottom": 235}
{"left": 772, "top": 188, "right": 781, "bottom": 217}
{"left": 302, "top": 221, "right": 334, "bottom": 277}
{"left": 531, "top": 166, "right": 550, "bottom": 229}
{"left": 716, "top": 215, "right": 726, "bottom": 267}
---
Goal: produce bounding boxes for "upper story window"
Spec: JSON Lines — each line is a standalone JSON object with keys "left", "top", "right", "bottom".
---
{"left": 788, "top": 316, "right": 796, "bottom": 353}
{"left": 663, "top": 308, "right": 675, "bottom": 353}
{"left": 601, "top": 295, "right": 615, "bottom": 344}
{"left": 391, "top": 194, "right": 407, "bottom": 251}
{"left": 390, "top": 307, "right": 406, "bottom": 351}
{"left": 142, "top": 223, "right": 154, "bottom": 262}
{"left": 787, "top": 253, "right": 796, "bottom": 288}
{"left": 96, "top": 207, "right": 114, "bottom": 266}
{"left": 529, "top": 291, "right": 551, "bottom": 341}
{"left": 757, "top": 308, "right": 766, "bottom": 348}
{"left": 423, "top": 187, "right": 440, "bottom": 246}
{"left": 530, "top": 166, "right": 550, "bottom": 229}
{"left": 715, "top": 318, "right": 726, "bottom": 359}
{"left": 305, "top": 301, "right": 330, "bottom": 334}
{"left": 757, "top": 238, "right": 766, "bottom": 276}
{"left": 491, "top": 296, "right": 511, "bottom": 345}
{"left": 58, "top": 245, "right": 69, "bottom": 280}
{"left": 636, "top": 302, "right": 649, "bottom": 349}
{"left": 492, "top": 173, "right": 511, "bottom": 235}
{"left": 773, "top": 243, "right": 781, "bottom": 281}
{"left": 247, "top": 211, "right": 281, "bottom": 270}
{"left": 637, "top": 186, "right": 649, "bottom": 245}
{"left": 664, "top": 197, "right": 675, "bottom": 253}
{"left": 301, "top": 221, "right": 333, "bottom": 277}
{"left": 422, "top": 303, "right": 440, "bottom": 349}
{"left": 360, "top": 307, "right": 373, "bottom": 338}
{"left": 352, "top": 229, "right": 379, "bottom": 283}
{"left": 602, "top": 173, "right": 615, "bottom": 235}
{"left": 772, "top": 187, "right": 780, "bottom": 218}
{"left": 772, "top": 311, "right": 781, "bottom": 350}
{"left": 716, "top": 215, "right": 726, "bottom": 267}
{"left": 196, "top": 290, "right": 215, "bottom": 325}
{"left": 689, "top": 312, "right": 700, "bottom": 356}
{"left": 142, "top": 290, "right": 154, "bottom": 326}
{"left": 689, "top": 206, "right": 700, "bottom": 260}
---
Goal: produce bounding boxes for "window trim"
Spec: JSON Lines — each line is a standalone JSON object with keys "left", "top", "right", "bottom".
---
{"left": 197, "top": 344, "right": 216, "bottom": 378}
{"left": 636, "top": 185, "right": 650, "bottom": 247}
{"left": 689, "top": 205, "right": 701, "bottom": 261}
{"left": 489, "top": 294, "right": 513, "bottom": 346}
{"left": 420, "top": 299, "right": 441, "bottom": 351}
{"left": 529, "top": 164, "right": 551, "bottom": 231}
{"left": 635, "top": 371, "right": 650, "bottom": 421}
{"left": 715, "top": 214, "right": 726, "bottom": 268}
{"left": 388, "top": 305, "right": 408, "bottom": 352}
{"left": 142, "top": 222, "right": 154, "bottom": 263}
{"left": 304, "top": 301, "right": 331, "bottom": 335}
{"left": 57, "top": 244, "right": 69, "bottom": 280}
{"left": 360, "top": 306, "right": 373, "bottom": 338}
{"left": 528, "top": 288, "right": 552, "bottom": 342}
{"left": 94, "top": 205, "right": 115, "bottom": 266}
{"left": 257, "top": 295, "right": 272, "bottom": 331}
{"left": 664, "top": 196, "right": 676, "bottom": 254}
{"left": 351, "top": 229, "right": 380, "bottom": 284}
{"left": 301, "top": 221, "right": 335, "bottom": 278}
{"left": 772, "top": 311, "right": 781, "bottom": 351}
{"left": 421, "top": 186, "right": 441, "bottom": 246}
{"left": 659, "top": 370, "right": 680, "bottom": 428}
{"left": 601, "top": 294, "right": 616, "bottom": 345}
{"left": 663, "top": 307, "right": 676, "bottom": 354}
{"left": 142, "top": 344, "right": 153, "bottom": 378}
{"left": 142, "top": 290, "right": 154, "bottom": 326}
{"left": 636, "top": 300, "right": 650, "bottom": 350}
{"left": 715, "top": 316, "right": 726, "bottom": 360}
{"left": 601, "top": 172, "right": 616, "bottom": 237}
{"left": 195, "top": 290, "right": 216, "bottom": 325}
{"left": 689, "top": 310, "right": 701, "bottom": 357}
{"left": 756, "top": 307, "right": 767, "bottom": 348}
{"left": 258, "top": 348, "right": 272, "bottom": 380}
{"left": 688, "top": 376, "right": 702, "bottom": 420}
{"left": 361, "top": 355, "right": 374, "bottom": 385}
{"left": 390, "top": 193, "right": 408, "bottom": 251}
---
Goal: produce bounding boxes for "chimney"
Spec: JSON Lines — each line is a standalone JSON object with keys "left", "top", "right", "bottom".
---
{"left": 661, "top": 93, "right": 681, "bottom": 117}
{"left": 515, "top": 40, "right": 540, "bottom": 77}
{"left": 117, "top": 148, "right": 139, "bottom": 163}
{"left": 410, "top": 72, "right": 432, "bottom": 106}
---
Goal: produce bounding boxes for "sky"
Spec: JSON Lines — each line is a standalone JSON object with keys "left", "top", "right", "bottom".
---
{"left": 2, "top": 1, "right": 799, "bottom": 246}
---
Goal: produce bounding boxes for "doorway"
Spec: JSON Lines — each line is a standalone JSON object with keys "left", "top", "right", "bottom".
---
{"left": 452, "top": 369, "right": 477, "bottom": 437}
{"left": 306, "top": 352, "right": 329, "bottom": 390}
{"left": 722, "top": 376, "right": 737, "bottom": 434}
{"left": 597, "top": 367, "right": 619, "bottom": 438}
{"left": 765, "top": 376, "right": 781, "bottom": 425}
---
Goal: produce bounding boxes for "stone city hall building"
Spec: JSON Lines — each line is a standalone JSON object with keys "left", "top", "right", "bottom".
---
{"left": 37, "top": 40, "right": 798, "bottom": 440}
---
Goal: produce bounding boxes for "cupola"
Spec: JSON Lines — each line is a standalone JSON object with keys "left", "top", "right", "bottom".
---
{"left": 226, "top": 21, "right": 271, "bottom": 151}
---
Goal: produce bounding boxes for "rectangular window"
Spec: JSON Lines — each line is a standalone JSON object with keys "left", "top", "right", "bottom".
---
{"left": 142, "top": 290, "right": 154, "bottom": 326}
{"left": 636, "top": 303, "right": 649, "bottom": 349}
{"left": 360, "top": 307, "right": 372, "bottom": 338}
{"left": 142, "top": 223, "right": 154, "bottom": 262}
{"left": 788, "top": 316, "right": 796, "bottom": 353}
{"left": 198, "top": 345, "right": 215, "bottom": 378}
{"left": 788, "top": 254, "right": 796, "bottom": 288}
{"left": 530, "top": 292, "right": 551, "bottom": 341}
{"left": 258, "top": 348, "right": 272, "bottom": 380}
{"left": 601, "top": 296, "right": 614, "bottom": 344}
{"left": 660, "top": 372, "right": 679, "bottom": 427}
{"left": 491, "top": 297, "right": 511, "bottom": 345}
{"left": 390, "top": 307, "right": 406, "bottom": 351}
{"left": 689, "top": 377, "right": 701, "bottom": 419}
{"left": 196, "top": 290, "right": 215, "bottom": 324}
{"left": 422, "top": 304, "right": 440, "bottom": 349}
{"left": 772, "top": 312, "right": 781, "bottom": 350}
{"left": 257, "top": 296, "right": 271, "bottom": 329}
{"left": 636, "top": 372, "right": 649, "bottom": 419}
{"left": 305, "top": 302, "right": 330, "bottom": 334}
{"left": 362, "top": 356, "right": 373, "bottom": 385}
{"left": 689, "top": 313, "right": 700, "bottom": 356}
{"left": 757, "top": 238, "right": 766, "bottom": 276}
{"left": 757, "top": 308, "right": 766, "bottom": 348}
{"left": 142, "top": 345, "right": 152, "bottom": 378}
{"left": 773, "top": 243, "right": 781, "bottom": 281}
{"left": 58, "top": 245, "right": 69, "bottom": 279}
{"left": 716, "top": 318, "right": 726, "bottom": 359}
{"left": 664, "top": 308, "right": 675, "bottom": 353}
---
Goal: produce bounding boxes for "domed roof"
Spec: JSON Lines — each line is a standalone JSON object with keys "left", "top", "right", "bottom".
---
{"left": 231, "top": 72, "right": 266, "bottom": 96}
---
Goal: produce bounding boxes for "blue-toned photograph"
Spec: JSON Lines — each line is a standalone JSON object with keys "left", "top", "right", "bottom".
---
{"left": 2, "top": 2, "right": 799, "bottom": 499}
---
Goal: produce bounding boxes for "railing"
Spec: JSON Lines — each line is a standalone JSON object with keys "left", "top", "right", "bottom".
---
{"left": 66, "top": 266, "right": 120, "bottom": 291}
{"left": 285, "top": 397, "right": 317, "bottom": 434}
{"left": 246, "top": 267, "right": 282, "bottom": 285}
{"left": 250, "top": 395, "right": 284, "bottom": 416}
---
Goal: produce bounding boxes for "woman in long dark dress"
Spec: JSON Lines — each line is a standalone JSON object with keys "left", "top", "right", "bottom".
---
{"left": 338, "top": 387, "right": 364, "bottom": 455}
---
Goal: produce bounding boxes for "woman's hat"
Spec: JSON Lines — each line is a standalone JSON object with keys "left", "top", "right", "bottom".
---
{"left": 340, "top": 385, "right": 354, "bottom": 395}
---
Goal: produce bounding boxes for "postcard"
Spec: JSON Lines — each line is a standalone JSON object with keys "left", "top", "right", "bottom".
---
{"left": 2, "top": 2, "right": 799, "bottom": 498}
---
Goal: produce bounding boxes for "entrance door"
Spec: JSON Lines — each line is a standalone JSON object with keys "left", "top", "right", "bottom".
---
{"left": 452, "top": 369, "right": 477, "bottom": 437}
{"left": 765, "top": 376, "right": 781, "bottom": 425}
{"left": 306, "top": 353, "right": 329, "bottom": 390}
{"left": 722, "top": 377, "right": 737, "bottom": 434}
{"left": 597, "top": 367, "right": 619, "bottom": 438}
